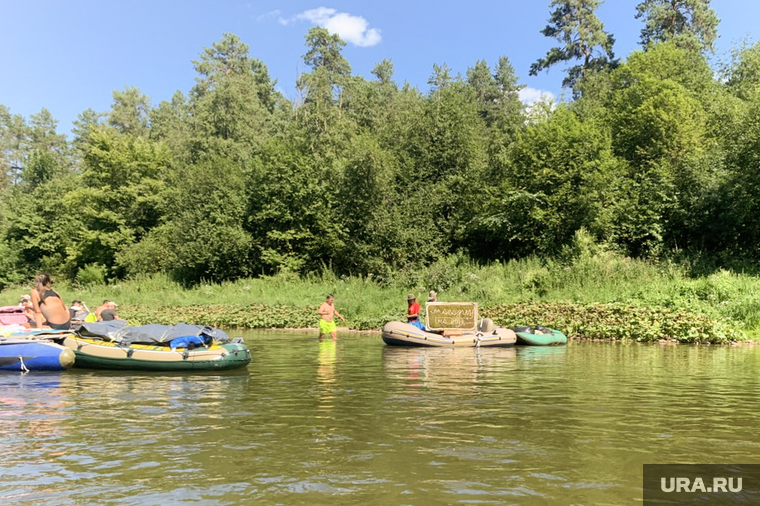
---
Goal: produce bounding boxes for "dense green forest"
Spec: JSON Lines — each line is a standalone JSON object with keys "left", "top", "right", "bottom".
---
{"left": 2, "top": 0, "right": 759, "bottom": 290}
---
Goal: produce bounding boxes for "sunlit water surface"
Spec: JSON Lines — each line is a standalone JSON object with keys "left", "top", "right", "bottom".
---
{"left": 2, "top": 331, "right": 760, "bottom": 505}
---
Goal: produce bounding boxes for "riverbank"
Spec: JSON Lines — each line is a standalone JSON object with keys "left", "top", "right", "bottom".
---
{"left": 2, "top": 251, "right": 757, "bottom": 344}
{"left": 102, "top": 300, "right": 746, "bottom": 344}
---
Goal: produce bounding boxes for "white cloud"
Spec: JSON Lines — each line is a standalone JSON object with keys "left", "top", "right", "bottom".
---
{"left": 257, "top": 10, "right": 281, "bottom": 22}
{"left": 283, "top": 7, "right": 381, "bottom": 47}
{"left": 519, "top": 87, "right": 557, "bottom": 122}
{"left": 519, "top": 87, "right": 555, "bottom": 104}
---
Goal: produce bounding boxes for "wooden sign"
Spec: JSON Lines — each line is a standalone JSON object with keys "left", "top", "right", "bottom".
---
{"left": 425, "top": 302, "right": 478, "bottom": 331}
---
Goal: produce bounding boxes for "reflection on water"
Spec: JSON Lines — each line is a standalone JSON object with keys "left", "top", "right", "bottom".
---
{"left": 1, "top": 334, "right": 760, "bottom": 505}
{"left": 381, "top": 346, "right": 517, "bottom": 393}
{"left": 317, "top": 338, "right": 337, "bottom": 413}
{"left": 317, "top": 338, "right": 337, "bottom": 384}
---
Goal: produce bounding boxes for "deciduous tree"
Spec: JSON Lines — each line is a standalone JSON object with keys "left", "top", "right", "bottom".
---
{"left": 67, "top": 126, "right": 172, "bottom": 276}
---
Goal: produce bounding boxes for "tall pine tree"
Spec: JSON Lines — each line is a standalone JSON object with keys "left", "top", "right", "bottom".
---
{"left": 530, "top": 0, "right": 616, "bottom": 90}
{"left": 635, "top": 0, "right": 719, "bottom": 53}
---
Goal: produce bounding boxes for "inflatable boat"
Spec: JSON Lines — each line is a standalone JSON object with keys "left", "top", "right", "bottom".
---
{"left": 513, "top": 326, "right": 567, "bottom": 346}
{"left": 62, "top": 321, "right": 251, "bottom": 371}
{"left": 0, "top": 305, "right": 28, "bottom": 326}
{"left": 62, "top": 335, "right": 250, "bottom": 371}
{"left": 382, "top": 320, "right": 516, "bottom": 348}
{"left": 0, "top": 337, "right": 75, "bottom": 372}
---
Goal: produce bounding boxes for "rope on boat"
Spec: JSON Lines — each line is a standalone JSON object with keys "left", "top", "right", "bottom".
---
{"left": 18, "top": 355, "right": 29, "bottom": 373}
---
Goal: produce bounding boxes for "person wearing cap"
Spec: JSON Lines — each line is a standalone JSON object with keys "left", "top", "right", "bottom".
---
{"left": 428, "top": 290, "right": 438, "bottom": 303}
{"left": 407, "top": 294, "right": 424, "bottom": 330}
{"left": 69, "top": 300, "right": 82, "bottom": 320}
{"left": 20, "top": 294, "right": 35, "bottom": 326}
{"left": 99, "top": 301, "right": 124, "bottom": 322}
{"left": 69, "top": 300, "right": 93, "bottom": 322}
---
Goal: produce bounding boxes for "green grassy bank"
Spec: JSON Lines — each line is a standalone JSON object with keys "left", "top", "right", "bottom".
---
{"left": 2, "top": 250, "right": 757, "bottom": 344}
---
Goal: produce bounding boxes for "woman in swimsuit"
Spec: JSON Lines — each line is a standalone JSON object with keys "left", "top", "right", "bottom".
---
{"left": 30, "top": 273, "right": 71, "bottom": 330}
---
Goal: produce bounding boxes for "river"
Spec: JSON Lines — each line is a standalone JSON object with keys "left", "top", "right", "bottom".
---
{"left": 1, "top": 331, "right": 759, "bottom": 505}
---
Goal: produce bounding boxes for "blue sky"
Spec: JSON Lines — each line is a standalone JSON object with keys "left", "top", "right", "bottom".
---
{"left": 1, "top": 1, "right": 758, "bottom": 135}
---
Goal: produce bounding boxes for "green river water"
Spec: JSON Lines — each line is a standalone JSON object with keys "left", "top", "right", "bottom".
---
{"left": 2, "top": 330, "right": 760, "bottom": 505}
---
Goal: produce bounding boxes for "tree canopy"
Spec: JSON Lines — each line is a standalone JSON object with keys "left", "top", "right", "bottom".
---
{"left": 4, "top": 5, "right": 760, "bottom": 289}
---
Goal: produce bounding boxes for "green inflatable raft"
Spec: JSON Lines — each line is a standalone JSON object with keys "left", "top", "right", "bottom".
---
{"left": 513, "top": 326, "right": 567, "bottom": 346}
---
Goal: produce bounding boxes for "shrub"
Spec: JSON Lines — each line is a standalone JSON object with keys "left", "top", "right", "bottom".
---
{"left": 76, "top": 263, "right": 107, "bottom": 287}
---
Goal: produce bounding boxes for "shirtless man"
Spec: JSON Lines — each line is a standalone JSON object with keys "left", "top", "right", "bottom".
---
{"left": 94, "top": 300, "right": 111, "bottom": 321}
{"left": 29, "top": 273, "right": 70, "bottom": 330}
{"left": 317, "top": 294, "right": 345, "bottom": 340}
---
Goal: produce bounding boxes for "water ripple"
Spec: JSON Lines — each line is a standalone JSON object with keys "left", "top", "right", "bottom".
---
{"left": 1, "top": 337, "right": 760, "bottom": 504}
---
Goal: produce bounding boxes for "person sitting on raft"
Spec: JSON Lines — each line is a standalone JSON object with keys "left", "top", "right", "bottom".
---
{"left": 99, "top": 301, "right": 125, "bottom": 322}
{"left": 407, "top": 294, "right": 425, "bottom": 330}
{"left": 20, "top": 294, "right": 35, "bottom": 327}
{"left": 29, "top": 273, "right": 71, "bottom": 330}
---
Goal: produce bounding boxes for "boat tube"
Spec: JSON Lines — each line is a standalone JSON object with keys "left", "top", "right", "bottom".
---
{"left": 0, "top": 338, "right": 75, "bottom": 372}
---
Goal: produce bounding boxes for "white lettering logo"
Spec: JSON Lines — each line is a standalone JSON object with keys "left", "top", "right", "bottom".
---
{"left": 661, "top": 477, "right": 743, "bottom": 493}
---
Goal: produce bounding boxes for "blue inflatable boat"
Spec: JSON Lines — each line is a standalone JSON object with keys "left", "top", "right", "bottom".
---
{"left": 0, "top": 338, "right": 76, "bottom": 372}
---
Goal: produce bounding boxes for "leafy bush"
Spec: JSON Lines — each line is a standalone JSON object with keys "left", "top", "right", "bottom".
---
{"left": 76, "top": 263, "right": 107, "bottom": 287}
{"left": 482, "top": 302, "right": 744, "bottom": 344}
{"left": 112, "top": 299, "right": 747, "bottom": 344}
{"left": 0, "top": 240, "right": 25, "bottom": 290}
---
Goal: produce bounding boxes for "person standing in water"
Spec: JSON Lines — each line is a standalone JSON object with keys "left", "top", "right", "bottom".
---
{"left": 29, "top": 273, "right": 70, "bottom": 330}
{"left": 317, "top": 294, "right": 345, "bottom": 340}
